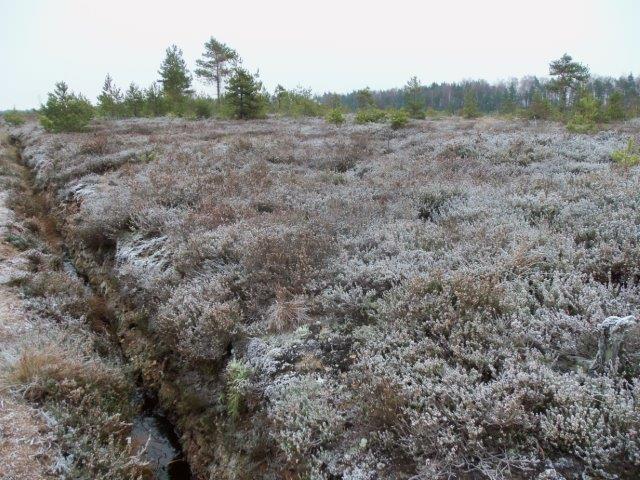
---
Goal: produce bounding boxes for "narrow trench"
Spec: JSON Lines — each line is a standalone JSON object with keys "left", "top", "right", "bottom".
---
{"left": 7, "top": 135, "right": 192, "bottom": 480}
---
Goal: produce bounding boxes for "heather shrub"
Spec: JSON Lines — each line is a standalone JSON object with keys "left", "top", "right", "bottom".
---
{"left": 15, "top": 116, "right": 640, "bottom": 479}
{"left": 437, "top": 140, "right": 477, "bottom": 159}
{"left": 241, "top": 225, "right": 333, "bottom": 307}
{"left": 266, "top": 375, "right": 346, "bottom": 466}
{"left": 71, "top": 188, "right": 133, "bottom": 250}
{"left": 40, "top": 82, "right": 94, "bottom": 132}
{"left": 80, "top": 132, "right": 109, "bottom": 155}
{"left": 156, "top": 276, "right": 242, "bottom": 364}
{"left": 320, "top": 136, "right": 369, "bottom": 172}
{"left": 417, "top": 189, "right": 461, "bottom": 221}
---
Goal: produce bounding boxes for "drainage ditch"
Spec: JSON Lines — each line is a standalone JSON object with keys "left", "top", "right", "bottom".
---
{"left": 6, "top": 133, "right": 192, "bottom": 480}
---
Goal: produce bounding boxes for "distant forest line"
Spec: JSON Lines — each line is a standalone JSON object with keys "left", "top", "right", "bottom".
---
{"left": 324, "top": 74, "right": 640, "bottom": 114}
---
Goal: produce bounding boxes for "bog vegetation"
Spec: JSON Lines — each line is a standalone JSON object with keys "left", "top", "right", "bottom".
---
{"left": 2, "top": 36, "right": 640, "bottom": 480}
{"left": 4, "top": 109, "right": 639, "bottom": 479}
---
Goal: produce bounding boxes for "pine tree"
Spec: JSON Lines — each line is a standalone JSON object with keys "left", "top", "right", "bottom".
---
{"left": 158, "top": 45, "right": 192, "bottom": 99}
{"left": 528, "top": 92, "right": 552, "bottom": 120}
{"left": 548, "top": 54, "right": 590, "bottom": 111}
{"left": 404, "top": 76, "right": 425, "bottom": 119}
{"left": 324, "top": 93, "right": 342, "bottom": 109}
{"left": 462, "top": 89, "right": 480, "bottom": 118}
{"left": 605, "top": 91, "right": 625, "bottom": 121}
{"left": 97, "top": 74, "right": 123, "bottom": 118}
{"left": 195, "top": 37, "right": 239, "bottom": 100}
{"left": 143, "top": 83, "right": 167, "bottom": 117}
{"left": 273, "top": 84, "right": 288, "bottom": 111}
{"left": 225, "top": 68, "right": 264, "bottom": 119}
{"left": 567, "top": 90, "right": 601, "bottom": 133}
{"left": 124, "top": 83, "right": 145, "bottom": 117}
{"left": 40, "top": 82, "right": 94, "bottom": 132}
{"left": 356, "top": 88, "right": 375, "bottom": 109}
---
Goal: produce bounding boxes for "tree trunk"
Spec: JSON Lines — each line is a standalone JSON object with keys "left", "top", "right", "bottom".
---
{"left": 216, "top": 64, "right": 221, "bottom": 101}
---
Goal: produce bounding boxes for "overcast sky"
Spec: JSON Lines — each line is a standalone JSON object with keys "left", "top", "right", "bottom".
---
{"left": 1, "top": 0, "right": 638, "bottom": 110}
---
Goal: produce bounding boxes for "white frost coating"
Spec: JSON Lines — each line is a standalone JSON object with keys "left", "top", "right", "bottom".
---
{"left": 591, "top": 315, "right": 637, "bottom": 374}
{"left": 11, "top": 116, "right": 640, "bottom": 477}
{"left": 115, "top": 233, "right": 171, "bottom": 274}
{"left": 0, "top": 191, "right": 14, "bottom": 234}
{"left": 62, "top": 182, "right": 97, "bottom": 201}
{"left": 598, "top": 314, "right": 636, "bottom": 331}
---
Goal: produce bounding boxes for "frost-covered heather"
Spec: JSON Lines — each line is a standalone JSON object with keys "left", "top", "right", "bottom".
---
{"left": 14, "top": 116, "right": 640, "bottom": 479}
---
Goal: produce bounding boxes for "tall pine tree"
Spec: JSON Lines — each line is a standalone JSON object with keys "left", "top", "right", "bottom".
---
{"left": 225, "top": 68, "right": 264, "bottom": 119}
{"left": 195, "top": 37, "right": 240, "bottom": 100}
{"left": 404, "top": 76, "right": 425, "bottom": 119}
{"left": 158, "top": 45, "right": 192, "bottom": 99}
{"left": 548, "top": 54, "right": 590, "bottom": 111}
{"left": 97, "top": 74, "right": 123, "bottom": 118}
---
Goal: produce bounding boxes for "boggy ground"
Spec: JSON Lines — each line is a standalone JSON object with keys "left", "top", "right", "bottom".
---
{"left": 9, "top": 116, "right": 640, "bottom": 479}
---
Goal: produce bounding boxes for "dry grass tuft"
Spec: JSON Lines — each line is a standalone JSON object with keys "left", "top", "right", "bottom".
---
{"left": 266, "top": 289, "right": 310, "bottom": 332}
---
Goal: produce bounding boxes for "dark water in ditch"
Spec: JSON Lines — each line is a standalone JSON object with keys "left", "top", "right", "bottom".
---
{"left": 131, "top": 412, "right": 192, "bottom": 479}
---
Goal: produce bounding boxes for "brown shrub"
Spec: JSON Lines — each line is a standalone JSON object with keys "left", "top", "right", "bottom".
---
{"left": 228, "top": 137, "right": 255, "bottom": 155}
{"left": 323, "top": 136, "right": 371, "bottom": 172}
{"left": 242, "top": 225, "right": 334, "bottom": 306}
{"left": 80, "top": 133, "right": 109, "bottom": 155}
{"left": 360, "top": 377, "right": 408, "bottom": 431}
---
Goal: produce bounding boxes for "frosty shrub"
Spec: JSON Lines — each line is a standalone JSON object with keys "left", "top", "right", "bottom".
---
{"left": 80, "top": 132, "right": 109, "bottom": 155}
{"left": 156, "top": 276, "right": 242, "bottom": 364}
{"left": 240, "top": 224, "right": 334, "bottom": 308}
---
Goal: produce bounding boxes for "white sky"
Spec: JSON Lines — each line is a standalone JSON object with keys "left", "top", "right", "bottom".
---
{"left": 1, "top": 0, "right": 638, "bottom": 110}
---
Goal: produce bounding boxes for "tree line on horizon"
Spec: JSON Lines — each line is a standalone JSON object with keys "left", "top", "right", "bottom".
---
{"left": 327, "top": 72, "right": 639, "bottom": 117}
{"left": 3, "top": 38, "right": 639, "bottom": 132}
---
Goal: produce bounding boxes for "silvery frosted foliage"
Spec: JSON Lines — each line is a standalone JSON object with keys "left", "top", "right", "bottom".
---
{"left": 14, "top": 116, "right": 640, "bottom": 479}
